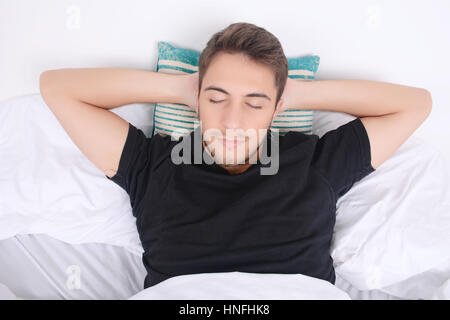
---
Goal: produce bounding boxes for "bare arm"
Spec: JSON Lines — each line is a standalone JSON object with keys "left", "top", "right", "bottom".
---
{"left": 280, "top": 78, "right": 431, "bottom": 117}
{"left": 39, "top": 68, "right": 194, "bottom": 178}
{"left": 280, "top": 78, "right": 432, "bottom": 169}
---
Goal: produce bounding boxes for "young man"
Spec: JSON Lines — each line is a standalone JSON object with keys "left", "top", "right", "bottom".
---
{"left": 39, "top": 22, "right": 432, "bottom": 289}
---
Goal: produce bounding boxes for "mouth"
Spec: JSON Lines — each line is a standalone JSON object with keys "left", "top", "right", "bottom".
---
{"left": 220, "top": 137, "right": 245, "bottom": 148}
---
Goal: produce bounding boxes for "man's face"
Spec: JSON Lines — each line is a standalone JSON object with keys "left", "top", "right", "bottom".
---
{"left": 198, "top": 52, "right": 284, "bottom": 170}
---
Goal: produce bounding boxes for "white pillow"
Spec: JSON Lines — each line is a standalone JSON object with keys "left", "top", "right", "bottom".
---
{"left": 0, "top": 94, "right": 144, "bottom": 255}
{"left": 313, "top": 110, "right": 450, "bottom": 300}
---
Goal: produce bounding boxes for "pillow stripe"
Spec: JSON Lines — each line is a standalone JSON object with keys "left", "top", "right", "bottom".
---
{"left": 290, "top": 75, "right": 315, "bottom": 80}
{"left": 271, "top": 125, "right": 313, "bottom": 129}
{"left": 273, "top": 120, "right": 313, "bottom": 123}
{"left": 154, "top": 125, "right": 191, "bottom": 136}
{"left": 157, "top": 104, "right": 197, "bottom": 113}
{"left": 154, "top": 119, "right": 194, "bottom": 130}
{"left": 288, "top": 70, "right": 314, "bottom": 77}
{"left": 276, "top": 114, "right": 313, "bottom": 118}
{"left": 158, "top": 59, "right": 199, "bottom": 71}
{"left": 155, "top": 109, "right": 198, "bottom": 119}
{"left": 155, "top": 114, "right": 197, "bottom": 125}
{"left": 158, "top": 65, "right": 198, "bottom": 74}
{"left": 283, "top": 109, "right": 312, "bottom": 112}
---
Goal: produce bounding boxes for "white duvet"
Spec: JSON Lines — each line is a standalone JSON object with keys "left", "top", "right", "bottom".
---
{"left": 1, "top": 94, "right": 449, "bottom": 300}
{"left": 128, "top": 272, "right": 351, "bottom": 300}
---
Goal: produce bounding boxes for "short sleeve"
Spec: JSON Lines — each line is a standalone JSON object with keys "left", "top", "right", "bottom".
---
{"left": 312, "top": 117, "right": 376, "bottom": 200}
{"left": 106, "top": 122, "right": 153, "bottom": 212}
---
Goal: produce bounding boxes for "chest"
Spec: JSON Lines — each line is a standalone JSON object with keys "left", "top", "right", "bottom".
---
{"left": 138, "top": 162, "right": 335, "bottom": 252}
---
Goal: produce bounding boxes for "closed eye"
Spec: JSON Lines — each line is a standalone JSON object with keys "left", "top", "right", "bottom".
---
{"left": 209, "top": 99, "right": 261, "bottom": 109}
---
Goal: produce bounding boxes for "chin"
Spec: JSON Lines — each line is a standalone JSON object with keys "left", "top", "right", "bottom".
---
{"left": 214, "top": 153, "right": 247, "bottom": 166}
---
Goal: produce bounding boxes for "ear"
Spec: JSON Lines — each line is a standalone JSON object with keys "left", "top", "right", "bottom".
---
{"left": 273, "top": 97, "right": 284, "bottom": 118}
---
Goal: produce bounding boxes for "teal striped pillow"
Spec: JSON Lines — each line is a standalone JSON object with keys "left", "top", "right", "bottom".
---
{"left": 153, "top": 41, "right": 319, "bottom": 138}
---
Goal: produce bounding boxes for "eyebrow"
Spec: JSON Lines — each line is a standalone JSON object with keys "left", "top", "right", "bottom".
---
{"left": 204, "top": 85, "right": 272, "bottom": 102}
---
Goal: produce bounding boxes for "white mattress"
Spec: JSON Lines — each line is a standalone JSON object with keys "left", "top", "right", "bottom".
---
{"left": 0, "top": 233, "right": 401, "bottom": 300}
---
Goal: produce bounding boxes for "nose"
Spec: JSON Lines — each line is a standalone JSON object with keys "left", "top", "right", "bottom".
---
{"left": 221, "top": 104, "right": 242, "bottom": 131}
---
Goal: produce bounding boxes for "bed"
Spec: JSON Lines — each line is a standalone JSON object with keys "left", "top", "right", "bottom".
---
{"left": 1, "top": 0, "right": 449, "bottom": 300}
{"left": 0, "top": 94, "right": 449, "bottom": 300}
{"left": 0, "top": 233, "right": 391, "bottom": 300}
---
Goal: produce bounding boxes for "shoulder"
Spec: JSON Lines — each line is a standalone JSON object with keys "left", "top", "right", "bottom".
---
{"left": 276, "top": 130, "right": 319, "bottom": 153}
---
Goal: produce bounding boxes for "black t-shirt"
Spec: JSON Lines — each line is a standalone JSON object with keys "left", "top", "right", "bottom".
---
{"left": 106, "top": 117, "right": 375, "bottom": 289}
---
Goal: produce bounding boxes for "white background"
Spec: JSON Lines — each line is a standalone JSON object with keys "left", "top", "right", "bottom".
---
{"left": 1, "top": 0, "right": 449, "bottom": 164}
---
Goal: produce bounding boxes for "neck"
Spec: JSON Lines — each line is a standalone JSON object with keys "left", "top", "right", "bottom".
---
{"left": 219, "top": 162, "right": 252, "bottom": 175}
{"left": 201, "top": 134, "right": 267, "bottom": 175}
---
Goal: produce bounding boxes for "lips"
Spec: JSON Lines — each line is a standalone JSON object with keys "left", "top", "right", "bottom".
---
{"left": 221, "top": 137, "right": 245, "bottom": 148}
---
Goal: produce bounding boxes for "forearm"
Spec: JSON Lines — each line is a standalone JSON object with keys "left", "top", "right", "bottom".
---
{"left": 286, "top": 79, "right": 432, "bottom": 117}
{"left": 40, "top": 68, "right": 190, "bottom": 109}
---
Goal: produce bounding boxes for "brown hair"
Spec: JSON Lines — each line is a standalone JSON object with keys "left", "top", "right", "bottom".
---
{"left": 198, "top": 22, "right": 288, "bottom": 107}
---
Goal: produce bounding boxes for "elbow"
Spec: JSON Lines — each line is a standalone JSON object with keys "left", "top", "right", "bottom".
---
{"left": 39, "top": 70, "right": 54, "bottom": 97}
{"left": 421, "top": 88, "right": 433, "bottom": 116}
{"left": 39, "top": 69, "right": 64, "bottom": 98}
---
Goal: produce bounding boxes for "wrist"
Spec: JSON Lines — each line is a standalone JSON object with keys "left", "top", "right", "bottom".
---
{"left": 291, "top": 79, "right": 313, "bottom": 109}
{"left": 178, "top": 72, "right": 199, "bottom": 111}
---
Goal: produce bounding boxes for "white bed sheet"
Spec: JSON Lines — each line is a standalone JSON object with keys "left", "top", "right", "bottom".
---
{"left": 0, "top": 233, "right": 402, "bottom": 300}
{"left": 0, "top": 234, "right": 146, "bottom": 299}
